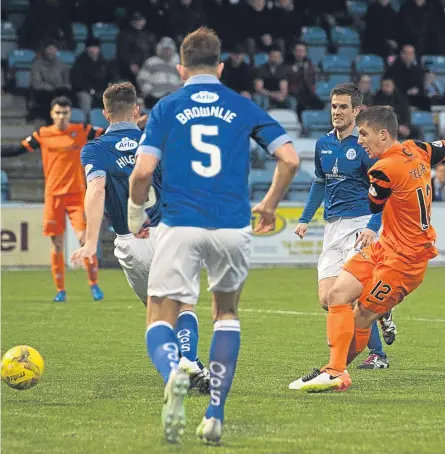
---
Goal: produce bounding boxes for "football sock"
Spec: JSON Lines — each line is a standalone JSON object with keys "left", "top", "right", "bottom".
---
{"left": 51, "top": 250, "right": 65, "bottom": 291}
{"left": 367, "top": 320, "right": 385, "bottom": 357}
{"left": 85, "top": 255, "right": 99, "bottom": 286}
{"left": 146, "top": 321, "right": 180, "bottom": 384}
{"left": 325, "top": 303, "right": 354, "bottom": 373}
{"left": 205, "top": 320, "right": 240, "bottom": 422}
{"left": 175, "top": 311, "right": 199, "bottom": 362}
{"left": 347, "top": 327, "right": 372, "bottom": 365}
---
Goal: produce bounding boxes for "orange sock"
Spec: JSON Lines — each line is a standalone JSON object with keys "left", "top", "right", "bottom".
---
{"left": 84, "top": 255, "right": 99, "bottom": 286}
{"left": 51, "top": 250, "right": 65, "bottom": 291}
{"left": 325, "top": 303, "right": 355, "bottom": 373}
{"left": 347, "top": 327, "right": 372, "bottom": 365}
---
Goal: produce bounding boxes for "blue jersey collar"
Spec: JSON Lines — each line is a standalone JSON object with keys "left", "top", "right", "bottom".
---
{"left": 184, "top": 74, "right": 221, "bottom": 86}
{"left": 333, "top": 126, "right": 359, "bottom": 141}
{"left": 105, "top": 121, "right": 140, "bottom": 134}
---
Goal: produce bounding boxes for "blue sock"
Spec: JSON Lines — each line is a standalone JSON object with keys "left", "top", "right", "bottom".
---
{"left": 146, "top": 321, "right": 180, "bottom": 384}
{"left": 367, "top": 320, "right": 385, "bottom": 357}
{"left": 175, "top": 311, "right": 199, "bottom": 362}
{"left": 205, "top": 320, "right": 241, "bottom": 423}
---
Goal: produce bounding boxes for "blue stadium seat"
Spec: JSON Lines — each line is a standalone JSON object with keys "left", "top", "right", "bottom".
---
{"left": 322, "top": 54, "right": 352, "bottom": 75}
{"left": 221, "top": 52, "right": 229, "bottom": 61}
{"left": 302, "top": 27, "right": 328, "bottom": 65}
{"left": 421, "top": 55, "right": 445, "bottom": 75}
{"left": 57, "top": 50, "right": 75, "bottom": 66}
{"left": 8, "top": 48, "right": 35, "bottom": 69}
{"left": 302, "top": 110, "right": 332, "bottom": 138}
{"left": 101, "top": 42, "right": 116, "bottom": 61}
{"left": 249, "top": 169, "right": 273, "bottom": 186}
{"left": 250, "top": 186, "right": 268, "bottom": 201}
{"left": 72, "top": 22, "right": 88, "bottom": 42}
{"left": 75, "top": 42, "right": 85, "bottom": 56}
{"left": 412, "top": 111, "right": 437, "bottom": 142}
{"left": 347, "top": 1, "right": 368, "bottom": 18}
{"left": 90, "top": 108, "right": 109, "bottom": 129}
{"left": 1, "top": 22, "right": 17, "bottom": 60}
{"left": 315, "top": 81, "right": 331, "bottom": 102}
{"left": 14, "top": 69, "right": 30, "bottom": 89}
{"left": 70, "top": 108, "right": 87, "bottom": 124}
{"left": 6, "top": 0, "right": 29, "bottom": 11}
{"left": 267, "top": 109, "right": 299, "bottom": 132}
{"left": 92, "top": 22, "right": 119, "bottom": 42}
{"left": 328, "top": 74, "right": 350, "bottom": 85}
{"left": 356, "top": 54, "right": 385, "bottom": 91}
{"left": 1, "top": 170, "right": 10, "bottom": 202}
{"left": 331, "top": 27, "right": 360, "bottom": 60}
{"left": 254, "top": 52, "right": 268, "bottom": 67}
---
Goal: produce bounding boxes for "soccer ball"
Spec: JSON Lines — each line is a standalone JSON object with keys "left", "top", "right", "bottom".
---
{"left": 1, "top": 345, "right": 44, "bottom": 390}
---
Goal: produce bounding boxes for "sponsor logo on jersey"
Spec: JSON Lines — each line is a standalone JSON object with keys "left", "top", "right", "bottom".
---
{"left": 115, "top": 137, "right": 139, "bottom": 151}
{"left": 320, "top": 150, "right": 332, "bottom": 154}
{"left": 432, "top": 141, "right": 443, "bottom": 147}
{"left": 325, "top": 158, "right": 346, "bottom": 180}
{"left": 191, "top": 91, "right": 219, "bottom": 103}
{"left": 346, "top": 148, "right": 357, "bottom": 160}
{"left": 251, "top": 212, "right": 286, "bottom": 237}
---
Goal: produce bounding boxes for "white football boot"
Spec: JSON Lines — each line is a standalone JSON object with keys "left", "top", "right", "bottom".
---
{"left": 288, "top": 368, "right": 352, "bottom": 392}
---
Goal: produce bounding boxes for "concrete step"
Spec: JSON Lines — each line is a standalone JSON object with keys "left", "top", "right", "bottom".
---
{"left": 1, "top": 123, "right": 34, "bottom": 140}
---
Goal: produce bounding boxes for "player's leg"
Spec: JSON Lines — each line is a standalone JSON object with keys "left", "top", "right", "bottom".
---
{"left": 67, "top": 193, "right": 103, "bottom": 300}
{"left": 318, "top": 277, "right": 337, "bottom": 311}
{"left": 196, "top": 227, "right": 250, "bottom": 443}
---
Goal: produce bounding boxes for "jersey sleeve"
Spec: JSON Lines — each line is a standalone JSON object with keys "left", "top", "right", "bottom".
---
{"left": 314, "top": 141, "right": 325, "bottom": 182}
{"left": 411, "top": 140, "right": 445, "bottom": 166}
{"left": 249, "top": 102, "right": 292, "bottom": 155}
{"left": 21, "top": 130, "right": 41, "bottom": 152}
{"left": 85, "top": 124, "right": 105, "bottom": 141}
{"left": 81, "top": 142, "right": 106, "bottom": 183}
{"left": 368, "top": 162, "right": 393, "bottom": 213}
{"left": 137, "top": 102, "right": 167, "bottom": 159}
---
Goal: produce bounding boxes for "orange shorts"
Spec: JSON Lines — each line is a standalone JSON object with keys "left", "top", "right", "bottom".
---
{"left": 43, "top": 192, "right": 86, "bottom": 236}
{"left": 343, "top": 242, "right": 428, "bottom": 314}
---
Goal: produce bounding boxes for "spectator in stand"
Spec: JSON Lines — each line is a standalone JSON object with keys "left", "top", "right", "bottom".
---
{"left": 358, "top": 74, "right": 373, "bottom": 109}
{"left": 363, "top": 0, "right": 398, "bottom": 59}
{"left": 425, "top": 70, "right": 445, "bottom": 106}
{"left": 371, "top": 77, "right": 419, "bottom": 140}
{"left": 169, "top": 0, "right": 207, "bottom": 45}
{"left": 272, "top": 0, "right": 302, "bottom": 53}
{"left": 136, "top": 37, "right": 182, "bottom": 108}
{"left": 132, "top": 0, "right": 171, "bottom": 40}
{"left": 221, "top": 45, "right": 253, "bottom": 98}
{"left": 384, "top": 44, "right": 431, "bottom": 111}
{"left": 253, "top": 46, "right": 297, "bottom": 111}
{"left": 19, "top": 0, "right": 75, "bottom": 51}
{"left": 71, "top": 38, "right": 117, "bottom": 115}
{"left": 116, "top": 11, "right": 155, "bottom": 87}
{"left": 30, "top": 41, "right": 71, "bottom": 122}
{"left": 432, "top": 163, "right": 445, "bottom": 202}
{"left": 397, "top": 0, "right": 431, "bottom": 56}
{"left": 287, "top": 41, "right": 324, "bottom": 119}
{"left": 426, "top": 0, "right": 445, "bottom": 54}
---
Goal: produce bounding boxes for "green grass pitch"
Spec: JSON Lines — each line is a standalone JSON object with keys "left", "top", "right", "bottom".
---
{"left": 2, "top": 267, "right": 445, "bottom": 453}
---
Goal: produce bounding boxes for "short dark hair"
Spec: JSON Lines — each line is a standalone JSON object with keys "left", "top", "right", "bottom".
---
{"left": 330, "top": 83, "right": 362, "bottom": 108}
{"left": 180, "top": 27, "right": 221, "bottom": 68}
{"left": 51, "top": 96, "right": 72, "bottom": 109}
{"left": 103, "top": 82, "right": 137, "bottom": 115}
{"left": 356, "top": 105, "right": 398, "bottom": 138}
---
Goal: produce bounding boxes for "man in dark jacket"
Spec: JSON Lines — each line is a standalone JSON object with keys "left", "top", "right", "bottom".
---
{"left": 71, "top": 37, "right": 117, "bottom": 115}
{"left": 221, "top": 45, "right": 253, "bottom": 98}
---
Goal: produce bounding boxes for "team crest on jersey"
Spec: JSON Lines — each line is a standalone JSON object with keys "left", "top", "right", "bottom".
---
{"left": 191, "top": 91, "right": 219, "bottom": 103}
{"left": 115, "top": 137, "right": 138, "bottom": 151}
{"left": 346, "top": 148, "right": 357, "bottom": 160}
{"left": 432, "top": 141, "right": 443, "bottom": 147}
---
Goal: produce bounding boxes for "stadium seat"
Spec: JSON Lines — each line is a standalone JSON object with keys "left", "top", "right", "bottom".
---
{"left": 57, "top": 50, "right": 75, "bottom": 66}
{"left": 356, "top": 54, "right": 385, "bottom": 91}
{"left": 322, "top": 54, "right": 351, "bottom": 75}
{"left": 101, "top": 42, "right": 116, "bottom": 61}
{"left": 421, "top": 55, "right": 445, "bottom": 75}
{"left": 14, "top": 69, "right": 30, "bottom": 89}
{"left": 8, "top": 48, "right": 35, "bottom": 69}
{"left": 412, "top": 111, "right": 437, "bottom": 142}
{"left": 315, "top": 81, "right": 331, "bottom": 103}
{"left": 6, "top": 0, "right": 29, "bottom": 11}
{"left": 92, "top": 23, "right": 119, "bottom": 42}
{"left": 72, "top": 22, "right": 88, "bottom": 42}
{"left": 302, "top": 110, "right": 332, "bottom": 138}
{"left": 302, "top": 26, "right": 328, "bottom": 65}
{"left": 267, "top": 109, "right": 300, "bottom": 138}
{"left": 347, "top": 0, "right": 368, "bottom": 18}
{"left": 254, "top": 52, "right": 268, "bottom": 67}
{"left": 70, "top": 108, "right": 87, "bottom": 124}
{"left": 1, "top": 22, "right": 17, "bottom": 60}
{"left": 221, "top": 51, "right": 229, "bottom": 61}
{"left": 249, "top": 169, "right": 273, "bottom": 186}
{"left": 75, "top": 42, "right": 85, "bottom": 56}
{"left": 90, "top": 108, "right": 109, "bottom": 129}
{"left": 1, "top": 170, "right": 10, "bottom": 202}
{"left": 250, "top": 185, "right": 268, "bottom": 201}
{"left": 327, "top": 74, "right": 350, "bottom": 85}
{"left": 331, "top": 27, "right": 360, "bottom": 60}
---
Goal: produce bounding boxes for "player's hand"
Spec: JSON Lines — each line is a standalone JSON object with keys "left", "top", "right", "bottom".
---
{"left": 295, "top": 223, "right": 308, "bottom": 239}
{"left": 252, "top": 203, "right": 276, "bottom": 234}
{"left": 354, "top": 228, "right": 377, "bottom": 249}
{"left": 71, "top": 244, "right": 97, "bottom": 267}
{"left": 134, "top": 226, "right": 150, "bottom": 239}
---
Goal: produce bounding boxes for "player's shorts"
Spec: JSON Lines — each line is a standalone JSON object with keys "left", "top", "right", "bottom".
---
{"left": 43, "top": 192, "right": 86, "bottom": 236}
{"left": 318, "top": 215, "right": 371, "bottom": 281}
{"left": 113, "top": 228, "right": 157, "bottom": 304}
{"left": 344, "top": 241, "right": 428, "bottom": 314}
{"left": 148, "top": 223, "right": 252, "bottom": 305}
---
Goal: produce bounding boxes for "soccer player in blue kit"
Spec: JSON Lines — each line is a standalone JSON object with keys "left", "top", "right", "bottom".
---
{"left": 70, "top": 82, "right": 210, "bottom": 393}
{"left": 289, "top": 84, "right": 397, "bottom": 387}
{"left": 127, "top": 28, "right": 300, "bottom": 444}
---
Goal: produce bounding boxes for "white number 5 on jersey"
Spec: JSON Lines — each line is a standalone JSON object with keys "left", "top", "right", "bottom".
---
{"left": 191, "top": 124, "right": 222, "bottom": 178}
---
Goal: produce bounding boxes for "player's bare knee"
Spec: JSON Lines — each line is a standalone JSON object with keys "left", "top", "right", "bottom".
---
{"left": 354, "top": 303, "right": 379, "bottom": 328}
{"left": 146, "top": 296, "right": 181, "bottom": 327}
{"left": 327, "top": 285, "right": 345, "bottom": 307}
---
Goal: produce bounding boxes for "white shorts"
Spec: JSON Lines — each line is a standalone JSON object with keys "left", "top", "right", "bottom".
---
{"left": 113, "top": 228, "right": 157, "bottom": 303}
{"left": 318, "top": 215, "right": 371, "bottom": 281}
{"left": 148, "top": 223, "right": 252, "bottom": 305}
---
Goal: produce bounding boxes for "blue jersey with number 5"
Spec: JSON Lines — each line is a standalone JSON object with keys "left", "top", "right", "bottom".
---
{"left": 137, "top": 74, "right": 290, "bottom": 229}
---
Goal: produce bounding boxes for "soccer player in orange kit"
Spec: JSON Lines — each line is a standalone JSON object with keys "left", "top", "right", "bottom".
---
{"left": 291, "top": 106, "right": 445, "bottom": 392}
{"left": 1, "top": 96, "right": 104, "bottom": 302}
